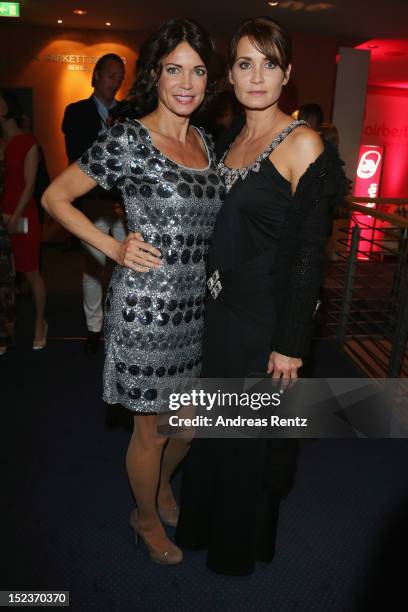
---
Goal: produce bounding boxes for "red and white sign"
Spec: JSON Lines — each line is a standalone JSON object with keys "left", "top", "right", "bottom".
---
{"left": 354, "top": 145, "right": 384, "bottom": 205}
{"left": 353, "top": 145, "right": 385, "bottom": 259}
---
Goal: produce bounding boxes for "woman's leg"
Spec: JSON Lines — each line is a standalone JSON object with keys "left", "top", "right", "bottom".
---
{"left": 157, "top": 437, "right": 192, "bottom": 511}
{"left": 24, "top": 269, "right": 46, "bottom": 340}
{"left": 126, "top": 414, "right": 174, "bottom": 549}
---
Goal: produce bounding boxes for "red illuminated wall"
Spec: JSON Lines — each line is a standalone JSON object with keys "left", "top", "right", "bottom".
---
{"left": 361, "top": 86, "right": 408, "bottom": 198}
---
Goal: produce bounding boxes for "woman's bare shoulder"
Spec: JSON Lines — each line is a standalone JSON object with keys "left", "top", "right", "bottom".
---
{"left": 287, "top": 125, "right": 324, "bottom": 169}
{"left": 290, "top": 125, "right": 323, "bottom": 152}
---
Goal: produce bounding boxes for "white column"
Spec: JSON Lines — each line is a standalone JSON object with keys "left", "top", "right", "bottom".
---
{"left": 332, "top": 47, "right": 371, "bottom": 179}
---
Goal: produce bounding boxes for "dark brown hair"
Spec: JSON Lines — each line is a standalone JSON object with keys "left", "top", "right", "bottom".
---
{"left": 129, "top": 18, "right": 217, "bottom": 118}
{"left": 228, "top": 17, "right": 292, "bottom": 72}
{"left": 298, "top": 103, "right": 324, "bottom": 129}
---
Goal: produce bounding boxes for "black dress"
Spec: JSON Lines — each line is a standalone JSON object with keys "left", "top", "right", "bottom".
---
{"left": 175, "top": 122, "right": 347, "bottom": 575}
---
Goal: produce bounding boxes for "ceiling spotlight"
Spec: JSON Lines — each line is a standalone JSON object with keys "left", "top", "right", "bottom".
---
{"left": 268, "top": 1, "right": 279, "bottom": 5}
{"left": 106, "top": 22, "right": 111, "bottom": 26}
{"left": 73, "top": 9, "right": 87, "bottom": 15}
{"left": 57, "top": 19, "right": 63, "bottom": 24}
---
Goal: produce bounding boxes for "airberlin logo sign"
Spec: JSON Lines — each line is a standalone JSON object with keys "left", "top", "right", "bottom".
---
{"left": 357, "top": 150, "right": 382, "bottom": 180}
{"left": 364, "top": 124, "right": 408, "bottom": 140}
{"left": 354, "top": 145, "right": 384, "bottom": 201}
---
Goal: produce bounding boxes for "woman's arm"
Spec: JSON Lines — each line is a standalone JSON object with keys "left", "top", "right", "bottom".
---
{"left": 7, "top": 144, "right": 39, "bottom": 233}
{"left": 267, "top": 128, "right": 324, "bottom": 383}
{"left": 42, "top": 164, "right": 161, "bottom": 272}
{"left": 288, "top": 129, "right": 324, "bottom": 196}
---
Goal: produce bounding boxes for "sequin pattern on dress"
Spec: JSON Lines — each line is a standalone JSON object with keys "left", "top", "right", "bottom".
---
{"left": 78, "top": 120, "right": 223, "bottom": 412}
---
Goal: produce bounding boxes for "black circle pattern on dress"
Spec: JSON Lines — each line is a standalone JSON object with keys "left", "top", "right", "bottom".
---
{"left": 181, "top": 171, "right": 194, "bottom": 183}
{"left": 163, "top": 171, "right": 178, "bottom": 183}
{"left": 123, "top": 308, "right": 135, "bottom": 322}
{"left": 129, "top": 387, "right": 141, "bottom": 399}
{"left": 135, "top": 144, "right": 150, "bottom": 160}
{"left": 148, "top": 158, "right": 165, "bottom": 172}
{"left": 127, "top": 128, "right": 138, "bottom": 143}
{"left": 157, "top": 184, "right": 173, "bottom": 198}
{"left": 90, "top": 163, "right": 105, "bottom": 176}
{"left": 177, "top": 183, "right": 191, "bottom": 198}
{"left": 107, "top": 140, "right": 123, "bottom": 155}
{"left": 111, "top": 123, "right": 125, "bottom": 138}
{"left": 130, "top": 162, "right": 143, "bottom": 175}
{"left": 206, "top": 185, "right": 216, "bottom": 198}
{"left": 91, "top": 145, "right": 104, "bottom": 160}
{"left": 208, "top": 173, "right": 220, "bottom": 185}
{"left": 195, "top": 174, "right": 206, "bottom": 185}
{"left": 138, "top": 127, "right": 149, "bottom": 140}
{"left": 77, "top": 121, "right": 222, "bottom": 412}
{"left": 145, "top": 173, "right": 159, "bottom": 185}
{"left": 140, "top": 185, "right": 152, "bottom": 198}
{"left": 194, "top": 185, "right": 203, "bottom": 198}
{"left": 126, "top": 184, "right": 137, "bottom": 197}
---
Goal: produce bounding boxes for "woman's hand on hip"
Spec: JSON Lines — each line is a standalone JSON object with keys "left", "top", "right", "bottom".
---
{"left": 116, "top": 232, "right": 162, "bottom": 272}
{"left": 267, "top": 351, "right": 302, "bottom": 389}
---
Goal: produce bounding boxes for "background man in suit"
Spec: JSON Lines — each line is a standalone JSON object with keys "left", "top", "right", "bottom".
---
{"left": 62, "top": 53, "right": 127, "bottom": 353}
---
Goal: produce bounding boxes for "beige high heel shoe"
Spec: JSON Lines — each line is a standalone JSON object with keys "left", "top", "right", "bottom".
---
{"left": 33, "top": 321, "right": 48, "bottom": 351}
{"left": 129, "top": 509, "right": 183, "bottom": 565}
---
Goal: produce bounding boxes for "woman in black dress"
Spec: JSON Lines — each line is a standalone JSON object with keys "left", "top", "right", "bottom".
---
{"left": 174, "top": 17, "right": 347, "bottom": 575}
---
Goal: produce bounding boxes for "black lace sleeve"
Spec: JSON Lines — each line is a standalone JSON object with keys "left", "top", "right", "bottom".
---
{"left": 272, "top": 144, "right": 348, "bottom": 358}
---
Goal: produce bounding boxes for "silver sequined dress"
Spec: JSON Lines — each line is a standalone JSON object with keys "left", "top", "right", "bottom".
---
{"left": 78, "top": 119, "right": 223, "bottom": 412}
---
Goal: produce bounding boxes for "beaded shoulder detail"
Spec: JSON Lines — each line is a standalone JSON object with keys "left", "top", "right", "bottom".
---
{"left": 218, "top": 120, "right": 308, "bottom": 193}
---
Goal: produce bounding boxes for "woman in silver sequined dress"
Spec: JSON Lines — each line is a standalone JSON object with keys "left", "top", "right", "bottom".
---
{"left": 42, "top": 19, "right": 222, "bottom": 565}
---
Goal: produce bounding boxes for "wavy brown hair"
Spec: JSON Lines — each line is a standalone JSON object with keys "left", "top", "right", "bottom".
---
{"left": 129, "top": 18, "right": 218, "bottom": 118}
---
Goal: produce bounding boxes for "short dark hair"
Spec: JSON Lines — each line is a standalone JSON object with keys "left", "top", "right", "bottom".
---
{"left": 129, "top": 18, "right": 217, "bottom": 118}
{"left": 298, "top": 104, "right": 324, "bottom": 129}
{"left": 0, "top": 89, "right": 24, "bottom": 126}
{"left": 92, "top": 53, "right": 125, "bottom": 87}
{"left": 228, "top": 17, "right": 292, "bottom": 72}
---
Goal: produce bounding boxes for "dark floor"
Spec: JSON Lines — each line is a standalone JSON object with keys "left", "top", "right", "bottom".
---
{"left": 2, "top": 245, "right": 408, "bottom": 612}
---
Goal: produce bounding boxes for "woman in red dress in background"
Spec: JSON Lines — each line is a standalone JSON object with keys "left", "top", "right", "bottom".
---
{"left": 0, "top": 90, "right": 47, "bottom": 350}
